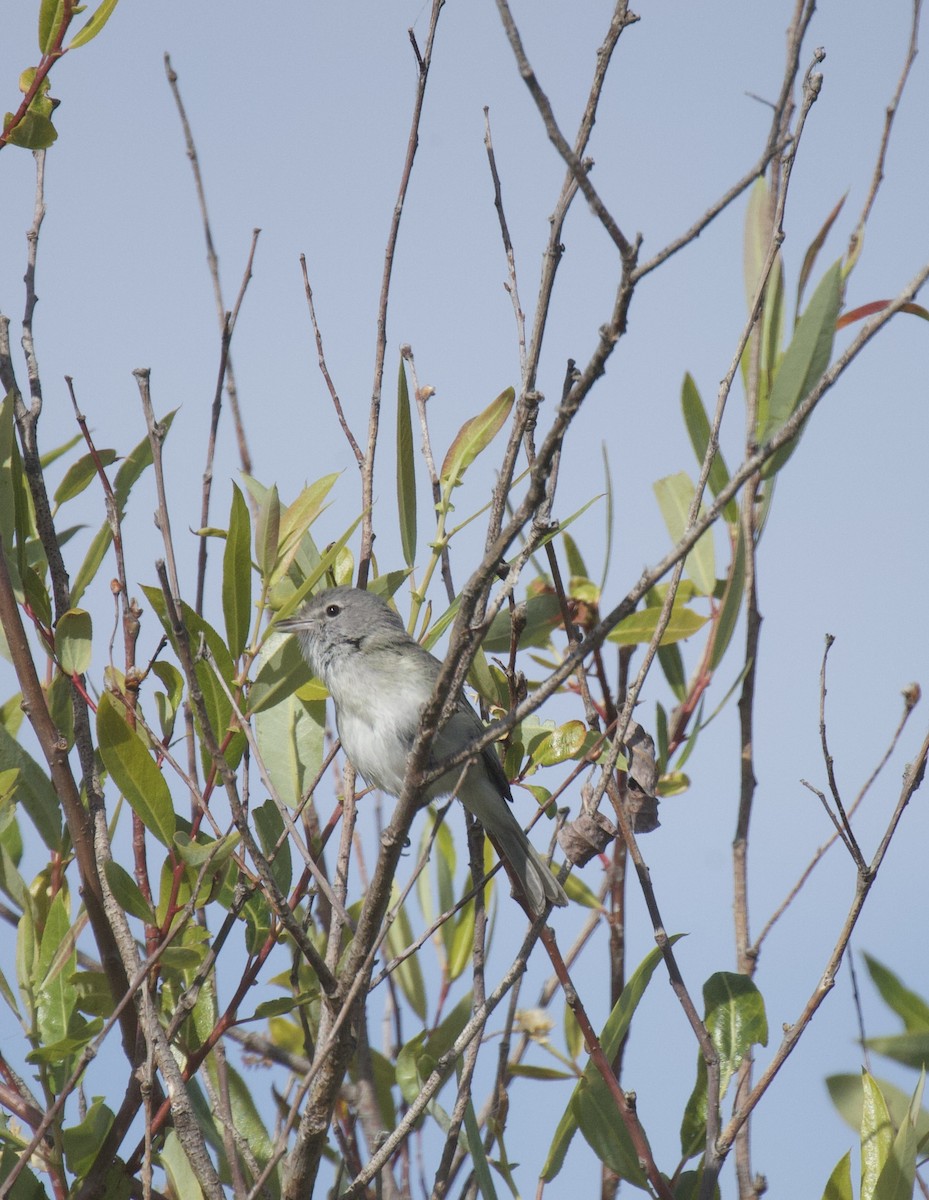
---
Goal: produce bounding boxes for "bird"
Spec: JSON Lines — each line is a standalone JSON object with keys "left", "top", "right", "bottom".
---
{"left": 278, "top": 586, "right": 568, "bottom": 915}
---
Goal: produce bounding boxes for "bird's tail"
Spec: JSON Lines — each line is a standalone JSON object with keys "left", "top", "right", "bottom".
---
{"left": 470, "top": 783, "right": 569, "bottom": 915}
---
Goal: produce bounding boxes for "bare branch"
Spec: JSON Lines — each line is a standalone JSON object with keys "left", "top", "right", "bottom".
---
{"left": 853, "top": 0, "right": 923, "bottom": 240}
{"left": 300, "top": 254, "right": 363, "bottom": 466}
{"left": 164, "top": 53, "right": 253, "bottom": 478}
{"left": 195, "top": 227, "right": 261, "bottom": 614}
{"left": 357, "top": 0, "right": 445, "bottom": 588}
{"left": 716, "top": 722, "right": 929, "bottom": 1156}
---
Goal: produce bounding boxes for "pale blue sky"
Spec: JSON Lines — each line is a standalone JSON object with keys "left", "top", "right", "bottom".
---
{"left": 1, "top": 2, "right": 928, "bottom": 1195}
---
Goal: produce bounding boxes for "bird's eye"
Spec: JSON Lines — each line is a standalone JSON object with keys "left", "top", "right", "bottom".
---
{"left": 325, "top": 604, "right": 341, "bottom": 618}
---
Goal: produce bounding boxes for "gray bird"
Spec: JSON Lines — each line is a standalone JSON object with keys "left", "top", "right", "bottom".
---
{"left": 279, "top": 586, "right": 568, "bottom": 915}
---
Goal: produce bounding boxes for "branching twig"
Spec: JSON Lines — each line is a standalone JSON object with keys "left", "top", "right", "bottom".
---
{"left": 494, "top": 0, "right": 634, "bottom": 259}
{"left": 357, "top": 0, "right": 445, "bottom": 588}
{"left": 425, "top": 255, "right": 929, "bottom": 806}
{"left": 300, "top": 255, "right": 363, "bottom": 467}
{"left": 852, "top": 0, "right": 923, "bottom": 242}
{"left": 754, "top": 685, "right": 919, "bottom": 952}
{"left": 164, "top": 53, "right": 253, "bottom": 478}
{"left": 716, "top": 724, "right": 929, "bottom": 1156}
{"left": 482, "top": 108, "right": 527, "bottom": 377}
{"left": 195, "top": 228, "right": 261, "bottom": 615}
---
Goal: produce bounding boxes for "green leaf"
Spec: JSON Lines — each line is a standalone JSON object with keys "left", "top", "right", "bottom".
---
{"left": 35, "top": 891, "right": 76, "bottom": 1052}
{"left": 395, "top": 1030, "right": 430, "bottom": 1108}
{"left": 71, "top": 413, "right": 177, "bottom": 605}
{"left": 507, "top": 1063, "right": 577, "bottom": 1082}
{"left": 0, "top": 393, "right": 26, "bottom": 591}
{"left": 252, "top": 676, "right": 324, "bottom": 806}
{"left": 26, "top": 1015, "right": 102, "bottom": 1065}
{"left": 252, "top": 799, "right": 292, "bottom": 894}
{"left": 40, "top": 432, "right": 83, "bottom": 469}
{"left": 864, "top": 1032, "right": 929, "bottom": 1071}
{"left": 467, "top": 646, "right": 509, "bottom": 710}
{"left": 53, "top": 449, "right": 117, "bottom": 507}
{"left": 529, "top": 720, "right": 595, "bottom": 767}
{"left": 269, "top": 473, "right": 339, "bottom": 587}
{"left": 657, "top": 643, "right": 686, "bottom": 702}
{"left": 600, "top": 443, "right": 614, "bottom": 589}
{"left": 140, "top": 588, "right": 244, "bottom": 774}
{"left": 67, "top": 0, "right": 121, "bottom": 48}
{"left": 482, "top": 591, "right": 562, "bottom": 653}
{"left": 96, "top": 691, "right": 176, "bottom": 846}
{"left": 0, "top": 724, "right": 62, "bottom": 851}
{"left": 862, "top": 1071, "right": 895, "bottom": 1200}
{"left": 564, "top": 1003, "right": 583, "bottom": 1061}
{"left": 70, "top": 524, "right": 111, "bottom": 607}
{"left": 447, "top": 902, "right": 475, "bottom": 982}
{"left": 681, "top": 374, "right": 738, "bottom": 524}
{"left": 255, "top": 483, "right": 280, "bottom": 578}
{"left": 386, "top": 892, "right": 427, "bottom": 1021}
{"left": 22, "top": 567, "right": 51, "bottom": 631}
{"left": 103, "top": 860, "right": 155, "bottom": 924}
{"left": 572, "top": 1075, "right": 648, "bottom": 1188}
{"left": 54, "top": 608, "right": 92, "bottom": 675}
{"left": 460, "top": 1069, "right": 499, "bottom": 1200}
{"left": 115, "top": 414, "right": 179, "bottom": 512}
{"left": 543, "top": 938, "right": 683, "bottom": 1181}
{"left": 743, "top": 178, "right": 773, "bottom": 311}
{"left": 607, "top": 603, "right": 708, "bottom": 647}
{"left": 222, "top": 484, "right": 251, "bottom": 660}
{"left": 797, "top": 192, "right": 847, "bottom": 316}
{"left": 397, "top": 358, "right": 417, "bottom": 568}
{"left": 826, "top": 1074, "right": 929, "bottom": 1142}
{"left": 704, "top": 971, "right": 768, "bottom": 1095}
{"left": 248, "top": 633, "right": 315, "bottom": 715}
{"left": 152, "top": 660, "right": 184, "bottom": 742}
{"left": 271, "top": 513, "right": 363, "bottom": 621}
{"left": 822, "top": 1151, "right": 853, "bottom": 1200}
{"left": 159, "top": 1130, "right": 205, "bottom": 1200}
{"left": 653, "top": 473, "right": 715, "bottom": 596}
{"left": 758, "top": 259, "right": 843, "bottom": 474}
{"left": 681, "top": 973, "right": 768, "bottom": 1159}
{"left": 39, "top": 0, "right": 66, "bottom": 52}
{"left": 2, "top": 105, "right": 57, "bottom": 149}
{"left": 741, "top": 178, "right": 785, "bottom": 417}
{"left": 561, "top": 531, "right": 587, "bottom": 581}
{"left": 172, "top": 829, "right": 240, "bottom": 875}
{"left": 709, "top": 524, "right": 745, "bottom": 670}
{"left": 204, "top": 1057, "right": 274, "bottom": 1178}
{"left": 873, "top": 1088, "right": 920, "bottom": 1200}
{"left": 62, "top": 1099, "right": 115, "bottom": 1176}
{"left": 440, "top": 387, "right": 514, "bottom": 493}
{"left": 69, "top": 971, "right": 115, "bottom": 1019}
{"left": 863, "top": 954, "right": 929, "bottom": 1033}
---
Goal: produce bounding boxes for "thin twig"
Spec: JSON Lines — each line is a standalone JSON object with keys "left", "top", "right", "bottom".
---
{"left": 495, "top": 0, "right": 634, "bottom": 258}
{"left": 300, "top": 254, "right": 363, "bottom": 466}
{"left": 486, "top": 1, "right": 637, "bottom": 547}
{"left": 852, "top": 0, "right": 923, "bottom": 242}
{"left": 357, "top": 0, "right": 445, "bottom": 588}
{"left": 425, "top": 254, "right": 929, "bottom": 799}
{"left": 401, "top": 344, "right": 454, "bottom": 602}
{"left": 135, "top": 370, "right": 182, "bottom": 607}
{"left": 815, "top": 635, "right": 865, "bottom": 867}
{"left": 164, "top": 53, "right": 253, "bottom": 478}
{"left": 153, "top": 560, "right": 338, "bottom": 996}
{"left": 754, "top": 686, "right": 920, "bottom": 951}
{"left": 482, "top": 108, "right": 527, "bottom": 377}
{"left": 847, "top": 949, "right": 873, "bottom": 1075}
{"left": 195, "top": 228, "right": 261, "bottom": 615}
{"left": 716, "top": 724, "right": 929, "bottom": 1156}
